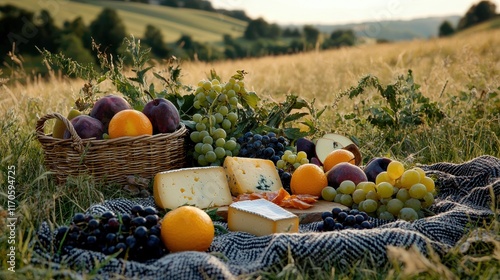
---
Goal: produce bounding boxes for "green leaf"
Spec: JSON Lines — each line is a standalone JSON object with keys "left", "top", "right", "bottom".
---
{"left": 242, "top": 91, "right": 260, "bottom": 109}
{"left": 284, "top": 112, "right": 308, "bottom": 123}
{"left": 283, "top": 128, "right": 309, "bottom": 141}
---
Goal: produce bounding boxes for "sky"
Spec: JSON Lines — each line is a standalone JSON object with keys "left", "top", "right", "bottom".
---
{"left": 210, "top": 0, "right": 500, "bottom": 25}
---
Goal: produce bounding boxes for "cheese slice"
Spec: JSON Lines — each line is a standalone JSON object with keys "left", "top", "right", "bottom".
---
{"left": 153, "top": 166, "right": 232, "bottom": 210}
{"left": 227, "top": 199, "right": 299, "bottom": 236}
{"left": 223, "top": 156, "right": 283, "bottom": 196}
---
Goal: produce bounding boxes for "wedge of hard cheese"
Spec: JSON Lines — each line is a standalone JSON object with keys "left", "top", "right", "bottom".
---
{"left": 223, "top": 156, "right": 283, "bottom": 196}
{"left": 153, "top": 166, "right": 232, "bottom": 209}
{"left": 228, "top": 199, "right": 299, "bottom": 236}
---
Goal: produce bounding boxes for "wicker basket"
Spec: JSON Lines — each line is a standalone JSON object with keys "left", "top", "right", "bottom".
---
{"left": 36, "top": 113, "right": 189, "bottom": 185}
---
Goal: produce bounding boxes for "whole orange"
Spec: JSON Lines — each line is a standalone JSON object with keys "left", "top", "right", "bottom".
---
{"left": 108, "top": 109, "right": 153, "bottom": 138}
{"left": 160, "top": 206, "right": 214, "bottom": 253}
{"left": 290, "top": 163, "right": 328, "bottom": 196}
{"left": 322, "top": 149, "right": 355, "bottom": 172}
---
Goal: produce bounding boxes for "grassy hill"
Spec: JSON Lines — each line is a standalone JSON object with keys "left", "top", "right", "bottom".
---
{"left": 2, "top": 0, "right": 247, "bottom": 43}
{"left": 455, "top": 16, "right": 500, "bottom": 37}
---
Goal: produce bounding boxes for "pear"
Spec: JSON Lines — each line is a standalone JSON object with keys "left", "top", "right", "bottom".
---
{"left": 52, "top": 108, "right": 81, "bottom": 138}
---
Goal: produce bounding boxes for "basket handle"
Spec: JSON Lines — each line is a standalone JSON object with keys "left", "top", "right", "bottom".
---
{"left": 36, "top": 113, "right": 85, "bottom": 153}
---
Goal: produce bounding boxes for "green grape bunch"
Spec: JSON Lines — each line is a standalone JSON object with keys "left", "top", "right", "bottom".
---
{"left": 189, "top": 77, "right": 248, "bottom": 166}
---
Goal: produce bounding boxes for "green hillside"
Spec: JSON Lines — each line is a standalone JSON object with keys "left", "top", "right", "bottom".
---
{"left": 2, "top": 0, "right": 247, "bottom": 43}
{"left": 455, "top": 16, "right": 500, "bottom": 36}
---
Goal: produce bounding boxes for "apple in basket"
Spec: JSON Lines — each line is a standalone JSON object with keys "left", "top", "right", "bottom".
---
{"left": 142, "top": 98, "right": 180, "bottom": 134}
{"left": 90, "top": 95, "right": 132, "bottom": 131}
{"left": 63, "top": 115, "right": 105, "bottom": 140}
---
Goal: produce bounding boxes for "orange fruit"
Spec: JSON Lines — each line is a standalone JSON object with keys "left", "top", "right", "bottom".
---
{"left": 160, "top": 206, "right": 214, "bottom": 253}
{"left": 323, "top": 149, "right": 355, "bottom": 172}
{"left": 290, "top": 163, "right": 328, "bottom": 196}
{"left": 108, "top": 109, "right": 153, "bottom": 138}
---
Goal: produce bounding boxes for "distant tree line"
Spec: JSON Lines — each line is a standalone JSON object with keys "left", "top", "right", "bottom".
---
{"left": 439, "top": 0, "right": 497, "bottom": 37}
{"left": 125, "top": 0, "right": 252, "bottom": 22}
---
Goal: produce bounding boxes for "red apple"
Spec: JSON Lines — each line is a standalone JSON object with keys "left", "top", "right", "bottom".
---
{"left": 296, "top": 137, "right": 316, "bottom": 160}
{"left": 142, "top": 98, "right": 180, "bottom": 134}
{"left": 326, "top": 162, "right": 368, "bottom": 189}
{"left": 63, "top": 115, "right": 104, "bottom": 140}
{"left": 363, "top": 157, "right": 392, "bottom": 183}
{"left": 90, "top": 95, "right": 131, "bottom": 131}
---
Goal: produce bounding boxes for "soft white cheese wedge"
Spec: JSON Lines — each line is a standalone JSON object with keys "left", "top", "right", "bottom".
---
{"left": 228, "top": 199, "right": 299, "bottom": 236}
{"left": 223, "top": 156, "right": 283, "bottom": 196}
{"left": 153, "top": 166, "right": 233, "bottom": 209}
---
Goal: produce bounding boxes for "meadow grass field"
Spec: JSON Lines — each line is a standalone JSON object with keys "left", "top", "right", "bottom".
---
{"left": 0, "top": 27, "right": 499, "bottom": 279}
{"left": 2, "top": 0, "right": 246, "bottom": 43}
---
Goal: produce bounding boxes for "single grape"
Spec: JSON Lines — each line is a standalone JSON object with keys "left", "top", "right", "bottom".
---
{"left": 365, "top": 190, "right": 379, "bottom": 201}
{"left": 376, "top": 182, "right": 394, "bottom": 198}
{"left": 398, "top": 207, "right": 419, "bottom": 221}
{"left": 376, "top": 171, "right": 395, "bottom": 185}
{"left": 338, "top": 180, "right": 356, "bottom": 195}
{"left": 201, "top": 143, "right": 213, "bottom": 154}
{"left": 321, "top": 186, "right": 337, "bottom": 202}
{"left": 404, "top": 198, "right": 422, "bottom": 211}
{"left": 323, "top": 217, "right": 335, "bottom": 231}
{"left": 396, "top": 188, "right": 410, "bottom": 202}
{"left": 340, "top": 194, "right": 353, "bottom": 207}
{"left": 352, "top": 189, "right": 367, "bottom": 204}
{"left": 400, "top": 169, "right": 421, "bottom": 189}
{"left": 421, "top": 176, "right": 435, "bottom": 192}
{"left": 409, "top": 183, "right": 427, "bottom": 199}
{"left": 378, "top": 211, "right": 395, "bottom": 220}
{"left": 363, "top": 199, "right": 378, "bottom": 213}
{"left": 192, "top": 113, "right": 203, "bottom": 123}
{"left": 421, "top": 192, "right": 435, "bottom": 208}
{"left": 386, "top": 198, "right": 405, "bottom": 216}
{"left": 387, "top": 160, "right": 405, "bottom": 180}
{"left": 412, "top": 167, "right": 426, "bottom": 179}
{"left": 205, "top": 151, "right": 217, "bottom": 162}
{"left": 361, "top": 182, "right": 376, "bottom": 193}
{"left": 321, "top": 211, "right": 333, "bottom": 220}
{"left": 215, "top": 138, "right": 226, "bottom": 147}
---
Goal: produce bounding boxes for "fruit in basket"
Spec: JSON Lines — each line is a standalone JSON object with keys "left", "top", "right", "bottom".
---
{"left": 326, "top": 162, "right": 368, "bottom": 189}
{"left": 108, "top": 109, "right": 153, "bottom": 138}
{"left": 290, "top": 163, "right": 328, "bottom": 196}
{"left": 63, "top": 115, "right": 105, "bottom": 139}
{"left": 363, "top": 157, "right": 392, "bottom": 182}
{"left": 90, "top": 95, "right": 132, "bottom": 131}
{"left": 160, "top": 205, "right": 214, "bottom": 252}
{"left": 142, "top": 98, "right": 180, "bottom": 134}
{"left": 52, "top": 108, "right": 81, "bottom": 138}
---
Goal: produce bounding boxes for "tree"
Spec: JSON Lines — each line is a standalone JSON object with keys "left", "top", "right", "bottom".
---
{"left": 457, "top": 0, "right": 497, "bottom": 30}
{"left": 89, "top": 8, "right": 127, "bottom": 55}
{"left": 143, "top": 24, "right": 169, "bottom": 58}
{"left": 303, "top": 25, "right": 320, "bottom": 49}
{"left": 244, "top": 18, "right": 269, "bottom": 40}
{"left": 438, "top": 21, "right": 455, "bottom": 37}
{"left": 57, "top": 33, "right": 94, "bottom": 66}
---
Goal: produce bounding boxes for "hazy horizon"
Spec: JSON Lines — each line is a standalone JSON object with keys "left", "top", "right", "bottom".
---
{"left": 210, "top": 0, "right": 500, "bottom": 25}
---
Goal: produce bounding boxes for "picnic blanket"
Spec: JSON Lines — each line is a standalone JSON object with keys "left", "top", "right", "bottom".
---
{"left": 32, "top": 155, "right": 500, "bottom": 279}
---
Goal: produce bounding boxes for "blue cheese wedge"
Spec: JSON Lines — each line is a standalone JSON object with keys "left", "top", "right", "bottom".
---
{"left": 228, "top": 199, "right": 299, "bottom": 236}
{"left": 223, "top": 156, "right": 283, "bottom": 196}
{"left": 153, "top": 166, "right": 232, "bottom": 209}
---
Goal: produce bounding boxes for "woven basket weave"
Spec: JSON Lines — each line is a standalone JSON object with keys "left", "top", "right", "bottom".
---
{"left": 36, "top": 113, "right": 188, "bottom": 185}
